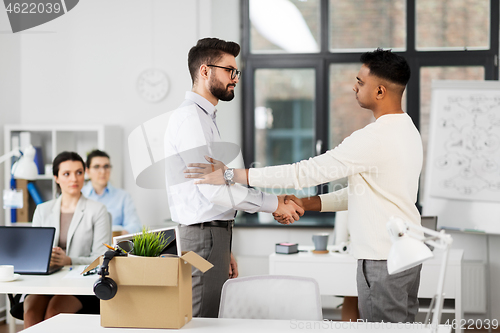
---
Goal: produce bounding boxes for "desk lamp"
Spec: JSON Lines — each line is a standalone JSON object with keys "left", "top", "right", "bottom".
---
{"left": 0, "top": 145, "right": 38, "bottom": 180}
{"left": 387, "top": 216, "right": 453, "bottom": 333}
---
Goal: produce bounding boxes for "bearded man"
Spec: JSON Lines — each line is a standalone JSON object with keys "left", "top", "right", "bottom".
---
{"left": 163, "top": 38, "right": 303, "bottom": 318}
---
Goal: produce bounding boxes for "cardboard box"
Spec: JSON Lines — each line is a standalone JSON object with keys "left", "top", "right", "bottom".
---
{"left": 84, "top": 251, "right": 212, "bottom": 329}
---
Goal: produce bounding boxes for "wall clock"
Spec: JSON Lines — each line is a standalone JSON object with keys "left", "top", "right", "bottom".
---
{"left": 137, "top": 69, "right": 169, "bottom": 103}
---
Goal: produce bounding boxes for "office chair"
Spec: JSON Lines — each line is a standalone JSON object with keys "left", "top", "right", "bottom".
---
{"left": 218, "top": 275, "right": 323, "bottom": 321}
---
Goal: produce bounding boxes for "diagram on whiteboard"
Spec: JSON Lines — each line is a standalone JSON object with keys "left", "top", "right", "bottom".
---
{"left": 428, "top": 92, "right": 500, "bottom": 202}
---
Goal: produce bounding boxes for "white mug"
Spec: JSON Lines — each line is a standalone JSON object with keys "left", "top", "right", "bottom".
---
{"left": 0, "top": 265, "right": 14, "bottom": 280}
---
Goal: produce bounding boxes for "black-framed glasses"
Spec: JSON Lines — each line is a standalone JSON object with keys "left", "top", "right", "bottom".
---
{"left": 90, "top": 164, "right": 112, "bottom": 171}
{"left": 207, "top": 65, "right": 241, "bottom": 80}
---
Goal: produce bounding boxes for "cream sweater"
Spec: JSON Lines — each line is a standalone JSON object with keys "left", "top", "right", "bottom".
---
{"left": 249, "top": 113, "right": 423, "bottom": 259}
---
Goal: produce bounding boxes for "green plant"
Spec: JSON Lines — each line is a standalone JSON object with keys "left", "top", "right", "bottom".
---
{"left": 131, "top": 227, "right": 171, "bottom": 257}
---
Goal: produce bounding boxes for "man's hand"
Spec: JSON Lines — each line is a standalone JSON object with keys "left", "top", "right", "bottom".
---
{"left": 50, "top": 247, "right": 71, "bottom": 267}
{"left": 273, "top": 195, "right": 305, "bottom": 224}
{"left": 184, "top": 155, "right": 227, "bottom": 185}
{"left": 274, "top": 195, "right": 321, "bottom": 223}
{"left": 283, "top": 195, "right": 303, "bottom": 208}
{"left": 273, "top": 195, "right": 305, "bottom": 225}
{"left": 229, "top": 253, "right": 238, "bottom": 278}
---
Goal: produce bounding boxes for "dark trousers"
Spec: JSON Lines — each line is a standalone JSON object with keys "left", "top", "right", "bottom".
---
{"left": 357, "top": 259, "right": 421, "bottom": 323}
{"left": 179, "top": 224, "right": 232, "bottom": 318}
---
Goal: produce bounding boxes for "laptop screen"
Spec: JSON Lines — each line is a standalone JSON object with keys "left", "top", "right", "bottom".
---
{"left": 0, "top": 226, "right": 56, "bottom": 274}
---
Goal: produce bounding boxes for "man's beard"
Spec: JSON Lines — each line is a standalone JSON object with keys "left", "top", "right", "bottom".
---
{"left": 209, "top": 76, "right": 235, "bottom": 101}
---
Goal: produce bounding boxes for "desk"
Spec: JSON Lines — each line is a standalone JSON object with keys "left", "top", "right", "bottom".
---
{"left": 269, "top": 249, "right": 463, "bottom": 333}
{"left": 23, "top": 314, "right": 452, "bottom": 332}
{"left": 0, "top": 266, "right": 96, "bottom": 333}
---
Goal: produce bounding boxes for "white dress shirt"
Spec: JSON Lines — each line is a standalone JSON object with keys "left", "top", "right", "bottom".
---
{"left": 248, "top": 113, "right": 423, "bottom": 259}
{"left": 164, "top": 91, "right": 278, "bottom": 225}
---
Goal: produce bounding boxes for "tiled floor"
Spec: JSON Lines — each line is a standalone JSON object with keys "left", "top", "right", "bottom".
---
{"left": 0, "top": 321, "right": 23, "bottom": 333}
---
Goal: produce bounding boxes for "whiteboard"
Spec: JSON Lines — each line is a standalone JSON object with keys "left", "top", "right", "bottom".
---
{"left": 422, "top": 80, "right": 500, "bottom": 234}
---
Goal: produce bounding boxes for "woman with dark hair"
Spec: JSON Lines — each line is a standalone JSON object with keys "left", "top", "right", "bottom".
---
{"left": 23, "top": 151, "right": 111, "bottom": 329}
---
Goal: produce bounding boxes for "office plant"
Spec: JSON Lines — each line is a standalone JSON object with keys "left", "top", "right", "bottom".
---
{"left": 131, "top": 227, "right": 170, "bottom": 257}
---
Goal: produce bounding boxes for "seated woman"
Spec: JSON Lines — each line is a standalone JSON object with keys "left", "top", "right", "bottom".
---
{"left": 23, "top": 151, "right": 111, "bottom": 329}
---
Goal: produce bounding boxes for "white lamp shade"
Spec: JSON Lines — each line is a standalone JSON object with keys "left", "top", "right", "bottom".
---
{"left": 387, "top": 235, "right": 434, "bottom": 274}
{"left": 11, "top": 145, "right": 38, "bottom": 180}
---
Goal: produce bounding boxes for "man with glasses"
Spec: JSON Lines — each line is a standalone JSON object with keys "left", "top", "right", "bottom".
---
{"left": 164, "top": 38, "right": 303, "bottom": 318}
{"left": 82, "top": 149, "right": 142, "bottom": 235}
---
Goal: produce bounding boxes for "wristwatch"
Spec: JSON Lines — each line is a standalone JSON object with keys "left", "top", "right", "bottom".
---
{"left": 224, "top": 168, "right": 235, "bottom": 186}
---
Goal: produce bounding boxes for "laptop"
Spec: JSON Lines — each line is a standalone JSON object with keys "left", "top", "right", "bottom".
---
{"left": 113, "top": 226, "right": 182, "bottom": 257}
{"left": 0, "top": 226, "right": 63, "bottom": 275}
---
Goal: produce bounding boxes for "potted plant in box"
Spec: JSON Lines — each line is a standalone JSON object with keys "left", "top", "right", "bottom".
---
{"left": 131, "top": 227, "right": 171, "bottom": 257}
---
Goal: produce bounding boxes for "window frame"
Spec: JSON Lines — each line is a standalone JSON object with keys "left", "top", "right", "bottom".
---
{"left": 240, "top": 0, "right": 499, "bottom": 221}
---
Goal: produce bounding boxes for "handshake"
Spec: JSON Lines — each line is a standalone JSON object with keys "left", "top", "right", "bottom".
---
{"left": 182, "top": 156, "right": 311, "bottom": 224}
{"left": 273, "top": 195, "right": 305, "bottom": 225}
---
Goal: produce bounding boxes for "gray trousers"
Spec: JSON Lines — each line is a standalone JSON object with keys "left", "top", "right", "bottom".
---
{"left": 179, "top": 224, "right": 232, "bottom": 318}
{"left": 357, "top": 260, "right": 421, "bottom": 323}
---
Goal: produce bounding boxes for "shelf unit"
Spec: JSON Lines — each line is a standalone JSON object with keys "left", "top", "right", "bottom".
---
{"left": 3, "top": 124, "right": 122, "bottom": 225}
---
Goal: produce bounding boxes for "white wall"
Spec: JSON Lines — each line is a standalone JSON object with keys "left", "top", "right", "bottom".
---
{"left": 6, "top": 0, "right": 241, "bottom": 227}
{"left": 0, "top": 0, "right": 242, "bottom": 318}
{"left": 445, "top": 230, "right": 500, "bottom": 322}
{"left": 488, "top": 235, "right": 500, "bottom": 322}
{"left": 0, "top": 3, "right": 22, "bottom": 318}
{"left": 0, "top": 7, "right": 22, "bottom": 227}
{"left": 210, "top": 0, "right": 242, "bottom": 148}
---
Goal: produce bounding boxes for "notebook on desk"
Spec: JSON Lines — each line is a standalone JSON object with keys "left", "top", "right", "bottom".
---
{"left": 0, "top": 226, "right": 63, "bottom": 275}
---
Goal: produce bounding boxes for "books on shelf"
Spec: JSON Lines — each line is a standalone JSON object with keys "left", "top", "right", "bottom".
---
{"left": 27, "top": 182, "right": 43, "bottom": 205}
{"left": 10, "top": 178, "right": 17, "bottom": 223}
{"left": 33, "top": 146, "right": 44, "bottom": 174}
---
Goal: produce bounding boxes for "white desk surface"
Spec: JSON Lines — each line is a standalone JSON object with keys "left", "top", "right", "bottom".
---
{"left": 0, "top": 265, "right": 96, "bottom": 295}
{"left": 269, "top": 248, "right": 464, "bottom": 298}
{"left": 23, "top": 314, "right": 452, "bottom": 333}
{"left": 270, "top": 247, "right": 463, "bottom": 265}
